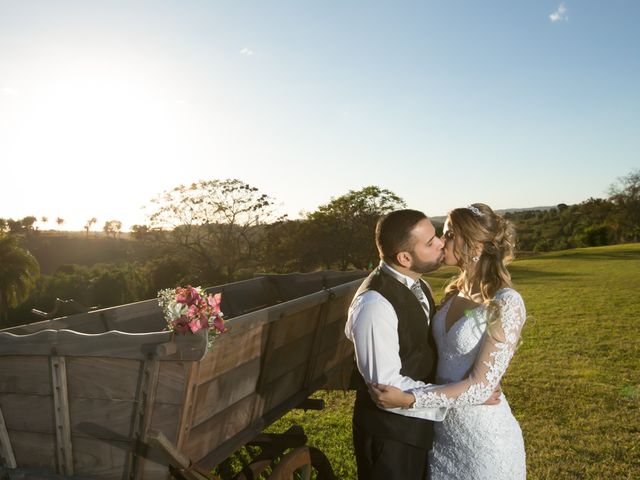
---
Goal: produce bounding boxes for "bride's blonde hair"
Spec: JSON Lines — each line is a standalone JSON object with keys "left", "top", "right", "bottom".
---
{"left": 443, "top": 203, "right": 516, "bottom": 304}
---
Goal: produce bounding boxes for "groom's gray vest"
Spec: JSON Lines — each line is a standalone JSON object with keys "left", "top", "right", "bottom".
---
{"left": 351, "top": 267, "right": 438, "bottom": 448}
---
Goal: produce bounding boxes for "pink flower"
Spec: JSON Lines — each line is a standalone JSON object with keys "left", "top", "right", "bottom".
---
{"left": 188, "top": 318, "right": 202, "bottom": 333}
{"left": 171, "top": 315, "right": 190, "bottom": 334}
{"left": 212, "top": 315, "right": 226, "bottom": 333}
{"left": 207, "top": 293, "right": 222, "bottom": 315}
{"left": 199, "top": 313, "right": 209, "bottom": 330}
{"left": 187, "top": 304, "right": 199, "bottom": 319}
{"left": 176, "top": 286, "right": 201, "bottom": 306}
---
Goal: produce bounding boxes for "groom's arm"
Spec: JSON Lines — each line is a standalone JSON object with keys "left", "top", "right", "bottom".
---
{"left": 345, "top": 291, "right": 447, "bottom": 421}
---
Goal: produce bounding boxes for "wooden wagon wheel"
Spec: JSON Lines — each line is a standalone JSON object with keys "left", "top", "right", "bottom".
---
{"left": 268, "top": 446, "right": 335, "bottom": 480}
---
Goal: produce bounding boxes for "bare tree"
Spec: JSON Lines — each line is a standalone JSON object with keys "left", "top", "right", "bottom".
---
{"left": 147, "top": 179, "right": 279, "bottom": 282}
{"left": 84, "top": 217, "right": 97, "bottom": 237}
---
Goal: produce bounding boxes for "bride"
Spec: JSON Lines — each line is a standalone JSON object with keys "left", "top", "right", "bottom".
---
{"left": 370, "top": 203, "right": 527, "bottom": 479}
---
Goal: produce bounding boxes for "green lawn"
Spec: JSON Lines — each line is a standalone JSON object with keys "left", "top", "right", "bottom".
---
{"left": 271, "top": 243, "right": 640, "bottom": 479}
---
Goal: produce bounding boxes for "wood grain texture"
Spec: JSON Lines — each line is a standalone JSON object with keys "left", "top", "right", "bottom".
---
{"left": 258, "top": 334, "right": 315, "bottom": 386}
{"left": 156, "top": 361, "right": 190, "bottom": 405}
{"left": 196, "top": 323, "right": 266, "bottom": 385}
{"left": 68, "top": 398, "right": 136, "bottom": 440}
{"left": 0, "top": 394, "right": 55, "bottom": 434}
{"left": 191, "top": 358, "right": 261, "bottom": 428}
{"left": 261, "top": 363, "right": 308, "bottom": 413}
{"left": 149, "top": 404, "right": 182, "bottom": 445}
{"left": 8, "top": 430, "right": 57, "bottom": 471}
{"left": 50, "top": 356, "right": 74, "bottom": 476}
{"left": 66, "top": 357, "right": 141, "bottom": 400}
{"left": 0, "top": 356, "right": 52, "bottom": 395}
{"left": 264, "top": 305, "right": 322, "bottom": 352}
{"left": 185, "top": 394, "right": 256, "bottom": 463}
{"left": 71, "top": 436, "right": 129, "bottom": 480}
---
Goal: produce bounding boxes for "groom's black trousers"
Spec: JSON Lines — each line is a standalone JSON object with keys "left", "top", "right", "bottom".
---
{"left": 353, "top": 421, "right": 429, "bottom": 480}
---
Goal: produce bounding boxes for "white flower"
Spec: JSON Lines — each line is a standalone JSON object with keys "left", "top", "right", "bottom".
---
{"left": 168, "top": 302, "right": 188, "bottom": 320}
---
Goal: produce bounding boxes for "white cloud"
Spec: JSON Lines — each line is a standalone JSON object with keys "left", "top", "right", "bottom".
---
{"left": 240, "top": 47, "right": 254, "bottom": 56}
{"left": 549, "top": 3, "right": 568, "bottom": 23}
{"left": 0, "top": 87, "right": 18, "bottom": 96}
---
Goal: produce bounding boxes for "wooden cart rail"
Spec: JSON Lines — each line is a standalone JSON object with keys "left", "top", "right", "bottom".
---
{"left": 0, "top": 271, "right": 365, "bottom": 479}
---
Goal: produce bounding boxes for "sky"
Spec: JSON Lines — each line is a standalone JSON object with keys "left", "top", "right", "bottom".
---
{"left": 1, "top": 0, "right": 638, "bottom": 231}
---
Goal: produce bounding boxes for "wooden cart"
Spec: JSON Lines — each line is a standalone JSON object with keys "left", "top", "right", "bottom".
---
{"left": 0, "top": 270, "right": 366, "bottom": 479}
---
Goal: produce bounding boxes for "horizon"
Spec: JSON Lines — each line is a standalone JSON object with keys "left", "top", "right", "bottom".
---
{"left": 1, "top": 1, "right": 638, "bottom": 231}
{"left": 5, "top": 202, "right": 575, "bottom": 233}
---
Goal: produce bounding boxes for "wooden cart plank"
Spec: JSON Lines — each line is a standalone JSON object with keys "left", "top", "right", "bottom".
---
{"left": 196, "top": 323, "right": 265, "bottom": 386}
{"left": 72, "top": 437, "right": 130, "bottom": 480}
{"left": 156, "top": 361, "right": 190, "bottom": 405}
{"left": 0, "top": 356, "right": 52, "bottom": 395}
{"left": 8, "top": 430, "right": 57, "bottom": 471}
{"left": 258, "top": 334, "right": 315, "bottom": 386}
{"left": 191, "top": 358, "right": 261, "bottom": 428}
{"left": 0, "top": 330, "right": 174, "bottom": 360}
{"left": 265, "top": 306, "right": 322, "bottom": 350}
{"left": 185, "top": 394, "right": 256, "bottom": 463}
{"left": 66, "top": 357, "right": 141, "bottom": 400}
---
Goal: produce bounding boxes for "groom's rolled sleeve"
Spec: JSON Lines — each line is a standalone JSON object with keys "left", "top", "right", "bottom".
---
{"left": 346, "top": 291, "right": 447, "bottom": 421}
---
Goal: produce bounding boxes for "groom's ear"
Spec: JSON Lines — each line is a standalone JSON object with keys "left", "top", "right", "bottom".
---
{"left": 396, "top": 251, "right": 412, "bottom": 269}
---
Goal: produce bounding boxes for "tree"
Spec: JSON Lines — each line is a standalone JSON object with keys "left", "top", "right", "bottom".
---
{"left": 7, "top": 219, "right": 23, "bottom": 234}
{"left": 147, "top": 179, "right": 279, "bottom": 282}
{"left": 608, "top": 169, "right": 640, "bottom": 242}
{"left": 131, "top": 224, "right": 150, "bottom": 241}
{"left": 0, "top": 235, "right": 40, "bottom": 324}
{"left": 305, "top": 186, "right": 406, "bottom": 270}
{"left": 21, "top": 216, "right": 37, "bottom": 234}
{"left": 56, "top": 217, "right": 65, "bottom": 228}
{"left": 103, "top": 220, "right": 123, "bottom": 239}
{"left": 84, "top": 217, "right": 97, "bottom": 237}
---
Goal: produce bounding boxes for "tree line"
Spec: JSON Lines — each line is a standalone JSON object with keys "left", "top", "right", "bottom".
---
{"left": 1, "top": 170, "right": 638, "bottom": 327}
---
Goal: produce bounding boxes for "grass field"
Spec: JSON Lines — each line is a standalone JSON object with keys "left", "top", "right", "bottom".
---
{"left": 268, "top": 243, "right": 640, "bottom": 479}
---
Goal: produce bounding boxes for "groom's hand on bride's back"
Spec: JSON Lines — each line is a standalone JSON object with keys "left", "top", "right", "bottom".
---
{"left": 483, "top": 384, "right": 502, "bottom": 405}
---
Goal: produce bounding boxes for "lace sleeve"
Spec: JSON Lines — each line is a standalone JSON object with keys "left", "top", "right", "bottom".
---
{"left": 408, "top": 289, "right": 526, "bottom": 409}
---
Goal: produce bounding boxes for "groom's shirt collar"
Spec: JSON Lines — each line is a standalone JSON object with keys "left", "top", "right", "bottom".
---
{"left": 380, "top": 260, "right": 421, "bottom": 289}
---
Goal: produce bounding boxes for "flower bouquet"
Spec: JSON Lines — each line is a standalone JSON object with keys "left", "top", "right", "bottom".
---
{"left": 157, "top": 285, "right": 226, "bottom": 347}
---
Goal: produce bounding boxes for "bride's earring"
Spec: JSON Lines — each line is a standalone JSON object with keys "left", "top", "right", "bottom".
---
{"left": 472, "top": 256, "right": 479, "bottom": 263}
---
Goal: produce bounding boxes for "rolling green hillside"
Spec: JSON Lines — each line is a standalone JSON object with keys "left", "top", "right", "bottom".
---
{"left": 267, "top": 244, "right": 640, "bottom": 479}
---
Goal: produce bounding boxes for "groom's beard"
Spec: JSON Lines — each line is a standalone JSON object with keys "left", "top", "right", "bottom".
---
{"left": 410, "top": 251, "right": 444, "bottom": 275}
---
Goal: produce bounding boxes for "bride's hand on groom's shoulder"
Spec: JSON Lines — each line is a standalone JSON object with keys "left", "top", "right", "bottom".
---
{"left": 368, "top": 383, "right": 415, "bottom": 409}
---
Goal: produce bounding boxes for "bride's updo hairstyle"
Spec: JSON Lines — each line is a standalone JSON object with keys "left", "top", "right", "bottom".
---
{"left": 444, "top": 203, "right": 516, "bottom": 303}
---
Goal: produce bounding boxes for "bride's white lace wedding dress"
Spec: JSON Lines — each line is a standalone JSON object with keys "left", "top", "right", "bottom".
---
{"left": 405, "top": 288, "right": 527, "bottom": 479}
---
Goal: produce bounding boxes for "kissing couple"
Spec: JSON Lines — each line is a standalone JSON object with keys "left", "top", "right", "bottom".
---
{"left": 345, "top": 205, "right": 526, "bottom": 479}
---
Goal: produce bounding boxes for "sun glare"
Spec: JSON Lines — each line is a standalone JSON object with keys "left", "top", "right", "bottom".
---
{"left": 3, "top": 53, "right": 195, "bottom": 231}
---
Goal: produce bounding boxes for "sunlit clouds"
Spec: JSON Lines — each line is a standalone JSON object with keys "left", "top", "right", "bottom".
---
{"left": 549, "top": 3, "right": 569, "bottom": 23}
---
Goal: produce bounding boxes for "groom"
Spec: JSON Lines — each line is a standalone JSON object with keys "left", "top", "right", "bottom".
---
{"left": 345, "top": 209, "right": 445, "bottom": 480}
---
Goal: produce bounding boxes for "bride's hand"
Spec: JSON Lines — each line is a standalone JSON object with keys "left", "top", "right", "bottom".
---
{"left": 368, "top": 383, "right": 415, "bottom": 409}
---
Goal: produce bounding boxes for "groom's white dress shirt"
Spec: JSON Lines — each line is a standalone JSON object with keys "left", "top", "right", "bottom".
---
{"left": 345, "top": 261, "right": 447, "bottom": 421}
